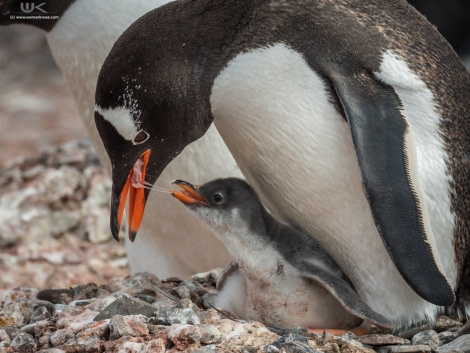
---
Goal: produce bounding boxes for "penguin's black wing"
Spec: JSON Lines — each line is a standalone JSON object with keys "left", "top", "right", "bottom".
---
{"left": 298, "top": 259, "right": 392, "bottom": 328}
{"left": 328, "top": 71, "right": 454, "bottom": 306}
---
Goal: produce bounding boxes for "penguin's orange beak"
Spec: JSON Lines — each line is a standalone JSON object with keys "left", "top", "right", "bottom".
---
{"left": 170, "top": 180, "right": 208, "bottom": 205}
{"left": 114, "top": 149, "right": 151, "bottom": 242}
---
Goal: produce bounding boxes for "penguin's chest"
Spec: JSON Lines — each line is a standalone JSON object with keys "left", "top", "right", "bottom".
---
{"left": 241, "top": 259, "right": 360, "bottom": 329}
{"left": 211, "top": 43, "right": 373, "bottom": 264}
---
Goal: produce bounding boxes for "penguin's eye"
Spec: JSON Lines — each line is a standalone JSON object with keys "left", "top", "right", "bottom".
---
{"left": 133, "top": 130, "right": 149, "bottom": 145}
{"left": 213, "top": 193, "right": 224, "bottom": 204}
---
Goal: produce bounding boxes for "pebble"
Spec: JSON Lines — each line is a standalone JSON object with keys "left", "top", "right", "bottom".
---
{"left": 436, "top": 334, "right": 470, "bottom": 353}
{"left": 50, "top": 329, "right": 75, "bottom": 347}
{"left": 10, "top": 332, "right": 36, "bottom": 347}
{"left": 109, "top": 314, "right": 149, "bottom": 339}
{"left": 411, "top": 330, "right": 440, "bottom": 350}
{"left": 93, "top": 293, "right": 157, "bottom": 321}
{"left": 0, "top": 270, "right": 467, "bottom": 353}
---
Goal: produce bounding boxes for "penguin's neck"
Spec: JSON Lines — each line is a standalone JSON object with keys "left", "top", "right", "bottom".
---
{"left": 222, "top": 209, "right": 286, "bottom": 283}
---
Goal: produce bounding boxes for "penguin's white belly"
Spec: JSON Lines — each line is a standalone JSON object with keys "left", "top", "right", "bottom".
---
{"left": 211, "top": 43, "right": 454, "bottom": 326}
{"left": 47, "top": 0, "right": 240, "bottom": 277}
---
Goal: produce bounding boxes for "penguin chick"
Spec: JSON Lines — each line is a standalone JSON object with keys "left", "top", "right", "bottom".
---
{"left": 171, "top": 178, "right": 391, "bottom": 330}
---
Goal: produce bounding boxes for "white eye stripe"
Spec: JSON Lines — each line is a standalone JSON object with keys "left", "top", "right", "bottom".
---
{"left": 95, "top": 104, "right": 140, "bottom": 142}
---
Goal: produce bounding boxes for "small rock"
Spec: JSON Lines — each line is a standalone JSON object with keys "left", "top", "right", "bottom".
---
{"left": 437, "top": 330, "right": 459, "bottom": 344}
{"left": 1, "top": 300, "right": 34, "bottom": 327}
{"left": 199, "top": 308, "right": 224, "bottom": 324}
{"left": 168, "top": 324, "right": 202, "bottom": 350}
{"left": 155, "top": 306, "right": 201, "bottom": 325}
{"left": 119, "top": 341, "right": 147, "bottom": 353}
{"left": 0, "top": 328, "right": 11, "bottom": 344}
{"left": 93, "top": 294, "right": 157, "bottom": 321}
{"left": 20, "top": 323, "right": 37, "bottom": 335}
{"left": 37, "top": 283, "right": 98, "bottom": 305}
{"left": 56, "top": 307, "right": 98, "bottom": 333}
{"left": 37, "top": 349, "right": 67, "bottom": 353}
{"left": 199, "top": 324, "right": 222, "bottom": 344}
{"left": 69, "top": 299, "right": 94, "bottom": 307}
{"left": 3, "top": 287, "right": 38, "bottom": 306}
{"left": 376, "top": 345, "right": 432, "bottom": 353}
{"left": 49, "top": 329, "right": 74, "bottom": 347}
{"left": 10, "top": 332, "right": 36, "bottom": 347}
{"left": 398, "top": 324, "right": 433, "bottom": 340}
{"left": 194, "top": 345, "right": 220, "bottom": 353}
{"left": 146, "top": 338, "right": 167, "bottom": 353}
{"left": 271, "top": 333, "right": 319, "bottom": 353}
{"left": 436, "top": 334, "right": 470, "bottom": 353}
{"left": 109, "top": 314, "right": 149, "bottom": 339}
{"left": 356, "top": 334, "right": 410, "bottom": 346}
{"left": 411, "top": 330, "right": 439, "bottom": 350}
{"left": 30, "top": 305, "right": 53, "bottom": 323}
{"left": 2, "top": 326, "right": 20, "bottom": 340}
{"left": 434, "top": 316, "right": 463, "bottom": 332}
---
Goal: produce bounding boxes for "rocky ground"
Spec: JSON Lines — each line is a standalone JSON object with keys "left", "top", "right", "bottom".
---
{"left": 1, "top": 22, "right": 470, "bottom": 353}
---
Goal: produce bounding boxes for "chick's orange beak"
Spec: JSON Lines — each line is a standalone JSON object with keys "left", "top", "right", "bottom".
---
{"left": 170, "top": 180, "right": 208, "bottom": 205}
{"left": 116, "top": 149, "right": 151, "bottom": 242}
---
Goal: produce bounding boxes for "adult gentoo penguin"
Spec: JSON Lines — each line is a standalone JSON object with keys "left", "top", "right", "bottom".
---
{"left": 0, "top": 0, "right": 240, "bottom": 277}
{"left": 94, "top": 0, "right": 470, "bottom": 328}
{"left": 170, "top": 178, "right": 392, "bottom": 330}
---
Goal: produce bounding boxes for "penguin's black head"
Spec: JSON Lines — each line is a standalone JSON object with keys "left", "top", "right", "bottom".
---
{"left": 0, "top": 0, "right": 75, "bottom": 31}
{"left": 171, "top": 178, "right": 266, "bottom": 234}
{"left": 94, "top": 5, "right": 214, "bottom": 242}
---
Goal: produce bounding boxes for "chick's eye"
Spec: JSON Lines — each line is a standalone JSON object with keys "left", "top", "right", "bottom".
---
{"left": 133, "top": 130, "right": 149, "bottom": 145}
{"left": 213, "top": 193, "right": 224, "bottom": 204}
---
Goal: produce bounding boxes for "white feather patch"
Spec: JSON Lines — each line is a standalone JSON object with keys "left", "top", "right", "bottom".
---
{"left": 94, "top": 104, "right": 140, "bottom": 142}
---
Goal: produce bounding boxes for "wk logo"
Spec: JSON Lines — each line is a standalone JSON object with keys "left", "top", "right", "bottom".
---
{"left": 20, "top": 2, "right": 47, "bottom": 13}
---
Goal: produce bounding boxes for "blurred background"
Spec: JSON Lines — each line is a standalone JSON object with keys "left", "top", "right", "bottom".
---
{"left": 0, "top": 25, "right": 85, "bottom": 167}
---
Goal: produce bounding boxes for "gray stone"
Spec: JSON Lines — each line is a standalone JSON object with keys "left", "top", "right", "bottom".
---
{"left": 0, "top": 329, "right": 11, "bottom": 344}
{"left": 438, "top": 330, "right": 459, "bottom": 344}
{"left": 2, "top": 300, "right": 34, "bottom": 327}
{"left": 155, "top": 304, "right": 200, "bottom": 325}
{"left": 412, "top": 330, "right": 440, "bottom": 350}
{"left": 167, "top": 324, "right": 202, "bottom": 350}
{"left": 194, "top": 345, "right": 220, "bottom": 353}
{"left": 118, "top": 342, "right": 147, "bottom": 353}
{"left": 30, "top": 305, "right": 52, "bottom": 322}
{"left": 176, "top": 298, "right": 200, "bottom": 312}
{"left": 2, "top": 326, "right": 20, "bottom": 340}
{"left": 199, "top": 324, "right": 222, "bottom": 344}
{"left": 269, "top": 333, "right": 322, "bottom": 353}
{"left": 10, "top": 332, "right": 36, "bottom": 347}
{"left": 49, "top": 329, "right": 74, "bottom": 347}
{"left": 436, "top": 334, "right": 470, "bottom": 353}
{"left": 175, "top": 281, "right": 198, "bottom": 299}
{"left": 376, "top": 345, "right": 432, "bottom": 353}
{"left": 37, "top": 349, "right": 67, "bottom": 353}
{"left": 434, "top": 316, "right": 463, "bottom": 332}
{"left": 357, "top": 334, "right": 410, "bottom": 346}
{"left": 93, "top": 293, "right": 158, "bottom": 321}
{"left": 266, "top": 345, "right": 280, "bottom": 353}
{"left": 19, "top": 323, "right": 37, "bottom": 334}
{"left": 108, "top": 314, "right": 149, "bottom": 339}
{"left": 3, "top": 287, "right": 38, "bottom": 306}
{"left": 146, "top": 337, "right": 167, "bottom": 352}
